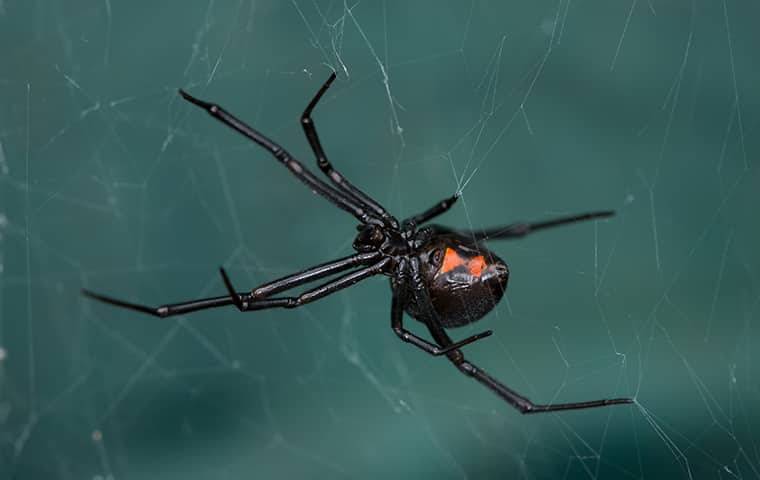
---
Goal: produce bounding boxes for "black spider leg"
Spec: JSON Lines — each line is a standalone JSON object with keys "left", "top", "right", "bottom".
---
{"left": 390, "top": 259, "right": 492, "bottom": 355}
{"left": 82, "top": 252, "right": 381, "bottom": 318}
{"left": 250, "top": 251, "right": 380, "bottom": 298}
{"left": 407, "top": 257, "right": 632, "bottom": 414}
{"left": 405, "top": 193, "right": 460, "bottom": 227}
{"left": 218, "top": 257, "right": 390, "bottom": 312}
{"left": 178, "top": 89, "right": 383, "bottom": 226}
{"left": 302, "top": 73, "right": 399, "bottom": 229}
{"left": 469, "top": 211, "right": 615, "bottom": 241}
{"left": 82, "top": 289, "right": 238, "bottom": 318}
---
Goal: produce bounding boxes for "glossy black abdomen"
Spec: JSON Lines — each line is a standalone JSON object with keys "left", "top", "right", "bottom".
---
{"left": 398, "top": 236, "right": 509, "bottom": 328}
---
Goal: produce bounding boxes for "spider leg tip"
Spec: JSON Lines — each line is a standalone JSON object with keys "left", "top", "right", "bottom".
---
{"left": 218, "top": 267, "right": 237, "bottom": 293}
{"left": 178, "top": 89, "right": 211, "bottom": 109}
{"left": 218, "top": 266, "right": 230, "bottom": 281}
{"left": 217, "top": 267, "right": 246, "bottom": 310}
{"left": 81, "top": 288, "right": 104, "bottom": 301}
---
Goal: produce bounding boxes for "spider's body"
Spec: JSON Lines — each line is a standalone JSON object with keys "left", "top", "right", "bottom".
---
{"left": 390, "top": 226, "right": 509, "bottom": 328}
{"left": 83, "top": 73, "right": 632, "bottom": 414}
{"left": 351, "top": 216, "right": 509, "bottom": 328}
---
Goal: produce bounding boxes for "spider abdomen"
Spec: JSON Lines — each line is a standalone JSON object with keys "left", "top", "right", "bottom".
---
{"left": 405, "top": 239, "right": 509, "bottom": 328}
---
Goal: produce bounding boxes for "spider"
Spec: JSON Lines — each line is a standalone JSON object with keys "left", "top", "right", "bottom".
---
{"left": 83, "top": 72, "right": 633, "bottom": 414}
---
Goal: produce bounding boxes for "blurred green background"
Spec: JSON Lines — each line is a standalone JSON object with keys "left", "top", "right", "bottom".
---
{"left": 1, "top": 1, "right": 759, "bottom": 478}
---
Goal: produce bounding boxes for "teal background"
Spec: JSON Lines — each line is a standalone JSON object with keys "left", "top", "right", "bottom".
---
{"left": 1, "top": 1, "right": 759, "bottom": 478}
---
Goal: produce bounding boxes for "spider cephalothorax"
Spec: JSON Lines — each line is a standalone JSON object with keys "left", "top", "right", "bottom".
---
{"left": 83, "top": 72, "right": 632, "bottom": 415}
{"left": 353, "top": 224, "right": 394, "bottom": 253}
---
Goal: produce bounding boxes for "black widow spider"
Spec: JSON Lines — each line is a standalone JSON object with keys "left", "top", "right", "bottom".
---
{"left": 83, "top": 73, "right": 633, "bottom": 414}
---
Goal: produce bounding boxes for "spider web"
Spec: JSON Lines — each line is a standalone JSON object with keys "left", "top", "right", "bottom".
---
{"left": 1, "top": 0, "right": 759, "bottom": 478}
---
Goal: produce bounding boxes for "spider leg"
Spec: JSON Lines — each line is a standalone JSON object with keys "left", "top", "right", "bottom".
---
{"left": 82, "top": 289, "right": 239, "bottom": 318}
{"left": 405, "top": 193, "right": 459, "bottom": 227}
{"left": 407, "top": 258, "right": 632, "bottom": 414}
{"left": 251, "top": 251, "right": 380, "bottom": 298}
{"left": 391, "top": 282, "right": 492, "bottom": 356}
{"left": 178, "top": 89, "right": 382, "bottom": 226}
{"left": 218, "top": 258, "right": 390, "bottom": 311}
{"left": 459, "top": 210, "right": 614, "bottom": 242}
{"left": 453, "top": 359, "right": 633, "bottom": 413}
{"left": 82, "top": 253, "right": 382, "bottom": 318}
{"left": 390, "top": 258, "right": 492, "bottom": 355}
{"left": 301, "top": 73, "right": 398, "bottom": 228}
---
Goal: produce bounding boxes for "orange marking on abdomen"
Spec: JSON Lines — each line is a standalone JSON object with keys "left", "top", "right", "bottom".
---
{"left": 440, "top": 248, "right": 488, "bottom": 277}
{"left": 440, "top": 247, "right": 465, "bottom": 274}
{"left": 468, "top": 255, "right": 487, "bottom": 277}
